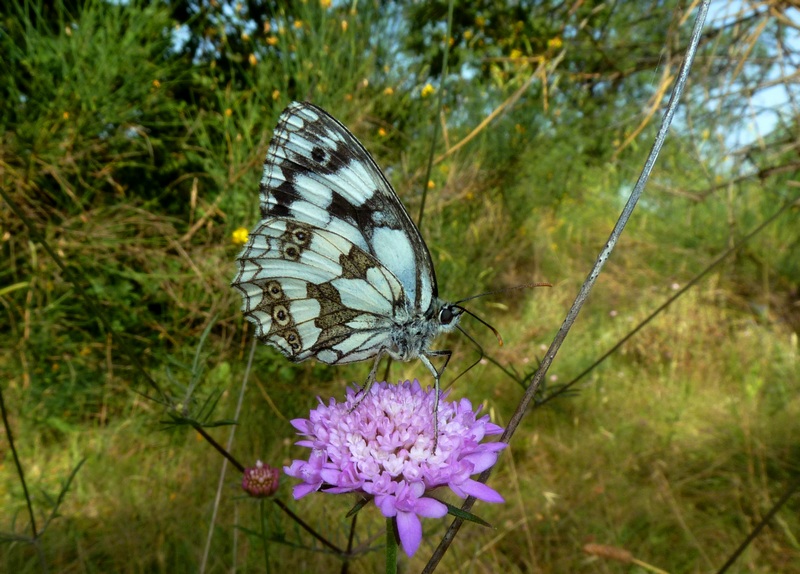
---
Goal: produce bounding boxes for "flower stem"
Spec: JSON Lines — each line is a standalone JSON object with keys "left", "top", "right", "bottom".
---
{"left": 385, "top": 517, "right": 398, "bottom": 574}
{"left": 260, "top": 499, "right": 271, "bottom": 574}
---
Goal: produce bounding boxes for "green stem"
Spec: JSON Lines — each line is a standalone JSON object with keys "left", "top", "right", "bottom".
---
{"left": 385, "top": 517, "right": 398, "bottom": 574}
{"left": 260, "top": 499, "right": 271, "bottom": 574}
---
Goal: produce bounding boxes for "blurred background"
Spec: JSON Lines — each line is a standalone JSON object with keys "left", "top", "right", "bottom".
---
{"left": 1, "top": 1, "right": 798, "bottom": 572}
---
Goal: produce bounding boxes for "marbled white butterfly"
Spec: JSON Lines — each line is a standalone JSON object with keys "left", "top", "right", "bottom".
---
{"left": 232, "top": 101, "right": 468, "bottom": 440}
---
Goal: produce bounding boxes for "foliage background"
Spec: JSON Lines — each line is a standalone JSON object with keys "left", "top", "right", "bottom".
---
{"left": 1, "top": 0, "right": 798, "bottom": 572}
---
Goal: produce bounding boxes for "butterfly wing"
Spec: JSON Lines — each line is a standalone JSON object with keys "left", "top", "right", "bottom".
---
{"left": 257, "top": 101, "right": 437, "bottom": 313}
{"left": 233, "top": 101, "right": 437, "bottom": 365}
{"left": 233, "top": 217, "right": 410, "bottom": 364}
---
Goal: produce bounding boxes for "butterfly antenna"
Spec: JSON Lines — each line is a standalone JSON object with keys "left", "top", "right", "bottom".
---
{"left": 454, "top": 304, "right": 504, "bottom": 346}
{"left": 454, "top": 281, "right": 552, "bottom": 306}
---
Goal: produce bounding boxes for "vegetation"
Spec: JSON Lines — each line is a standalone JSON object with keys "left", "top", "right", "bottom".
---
{"left": 1, "top": 0, "right": 798, "bottom": 572}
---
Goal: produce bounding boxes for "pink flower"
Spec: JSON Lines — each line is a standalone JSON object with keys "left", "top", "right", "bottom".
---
{"left": 284, "top": 380, "right": 506, "bottom": 556}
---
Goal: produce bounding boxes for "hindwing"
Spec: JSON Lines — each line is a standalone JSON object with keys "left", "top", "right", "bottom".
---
{"left": 234, "top": 217, "right": 409, "bottom": 364}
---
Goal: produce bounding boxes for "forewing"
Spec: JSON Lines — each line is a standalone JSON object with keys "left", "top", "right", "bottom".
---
{"left": 259, "top": 101, "right": 437, "bottom": 312}
{"left": 233, "top": 218, "right": 408, "bottom": 365}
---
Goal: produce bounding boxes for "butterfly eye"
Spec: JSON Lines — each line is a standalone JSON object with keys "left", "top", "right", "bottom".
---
{"left": 439, "top": 306, "right": 455, "bottom": 326}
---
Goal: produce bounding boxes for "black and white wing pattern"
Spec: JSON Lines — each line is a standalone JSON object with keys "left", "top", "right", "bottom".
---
{"left": 232, "top": 101, "right": 462, "bottom": 380}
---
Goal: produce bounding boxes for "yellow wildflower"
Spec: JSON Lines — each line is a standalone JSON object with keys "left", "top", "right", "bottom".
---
{"left": 421, "top": 83, "right": 435, "bottom": 98}
{"left": 341, "top": 20, "right": 348, "bottom": 32}
{"left": 464, "top": 29, "right": 473, "bottom": 41}
{"left": 225, "top": 108, "right": 233, "bottom": 117}
{"left": 378, "top": 127, "right": 387, "bottom": 137}
{"left": 510, "top": 48, "right": 522, "bottom": 60}
{"left": 241, "top": 32, "right": 250, "bottom": 42}
{"left": 294, "top": 20, "right": 303, "bottom": 29}
{"left": 320, "top": 0, "right": 332, "bottom": 7}
{"left": 248, "top": 53, "right": 257, "bottom": 66}
{"left": 427, "top": 180, "right": 435, "bottom": 189}
{"left": 62, "top": 111, "right": 69, "bottom": 120}
{"left": 152, "top": 79, "right": 161, "bottom": 88}
{"left": 547, "top": 37, "right": 563, "bottom": 50}
{"left": 272, "top": 89, "right": 280, "bottom": 100}
{"left": 232, "top": 227, "right": 249, "bottom": 245}
{"left": 267, "top": 36, "right": 278, "bottom": 46}
{"left": 475, "top": 15, "right": 485, "bottom": 27}
{"left": 383, "top": 87, "right": 394, "bottom": 96}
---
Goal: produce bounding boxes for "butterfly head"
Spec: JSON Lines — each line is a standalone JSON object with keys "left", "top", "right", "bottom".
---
{"left": 437, "top": 303, "right": 464, "bottom": 333}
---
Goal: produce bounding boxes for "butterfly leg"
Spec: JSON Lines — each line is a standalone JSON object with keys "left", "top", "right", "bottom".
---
{"left": 420, "top": 349, "right": 452, "bottom": 452}
{"left": 349, "top": 351, "right": 385, "bottom": 413}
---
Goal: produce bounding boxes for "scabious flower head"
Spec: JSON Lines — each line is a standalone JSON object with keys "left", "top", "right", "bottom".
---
{"left": 242, "top": 460, "right": 280, "bottom": 497}
{"left": 284, "top": 380, "right": 506, "bottom": 557}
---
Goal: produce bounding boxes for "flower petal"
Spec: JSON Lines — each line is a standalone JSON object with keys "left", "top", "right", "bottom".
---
{"left": 414, "top": 496, "right": 448, "bottom": 518}
{"left": 290, "top": 418, "right": 310, "bottom": 432}
{"left": 396, "top": 511, "right": 422, "bottom": 556}
{"left": 292, "top": 483, "right": 319, "bottom": 499}
{"left": 462, "top": 451, "right": 501, "bottom": 473}
{"left": 455, "top": 478, "right": 505, "bottom": 503}
{"left": 375, "top": 494, "right": 397, "bottom": 517}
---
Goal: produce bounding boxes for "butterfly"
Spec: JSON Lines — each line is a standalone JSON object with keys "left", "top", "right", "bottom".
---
{"left": 232, "top": 101, "right": 470, "bottom": 442}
